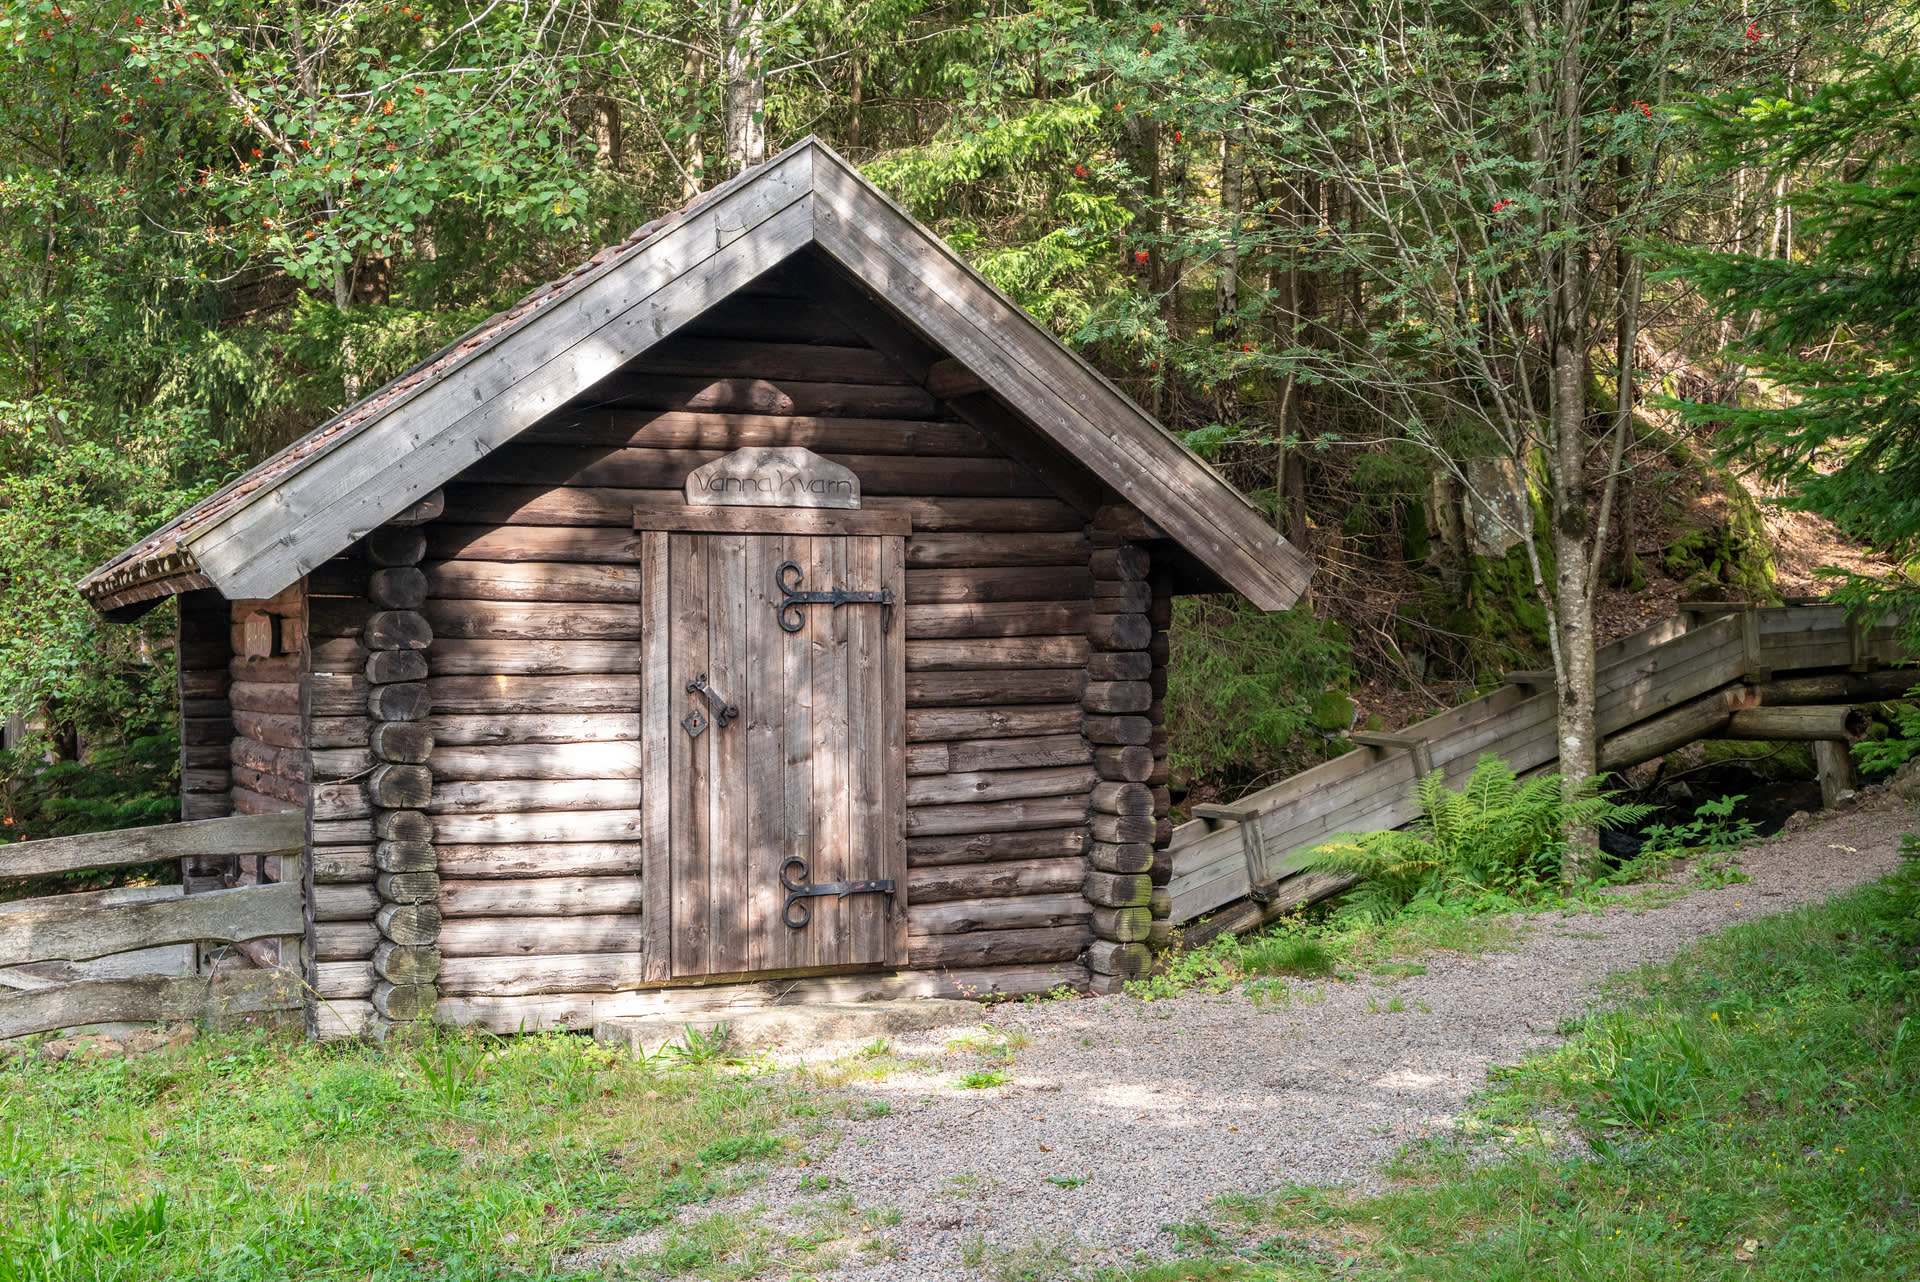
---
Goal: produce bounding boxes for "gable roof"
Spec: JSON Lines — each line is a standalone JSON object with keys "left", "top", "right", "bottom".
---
{"left": 80, "top": 137, "right": 1311, "bottom": 615}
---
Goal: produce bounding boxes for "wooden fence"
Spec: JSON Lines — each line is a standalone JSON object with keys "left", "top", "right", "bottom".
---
{"left": 1170, "top": 604, "right": 1910, "bottom": 936}
{"left": 0, "top": 812, "right": 306, "bottom": 1040}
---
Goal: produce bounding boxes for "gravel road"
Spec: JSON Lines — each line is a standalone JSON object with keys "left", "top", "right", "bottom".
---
{"left": 581, "top": 792, "right": 1914, "bottom": 1279}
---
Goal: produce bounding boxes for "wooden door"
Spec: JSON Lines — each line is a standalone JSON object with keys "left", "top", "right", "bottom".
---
{"left": 639, "top": 513, "right": 906, "bottom": 980}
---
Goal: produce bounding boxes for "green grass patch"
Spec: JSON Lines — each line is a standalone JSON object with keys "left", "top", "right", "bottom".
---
{"left": 0, "top": 1025, "right": 818, "bottom": 1279}
{"left": 1110, "top": 837, "right": 1920, "bottom": 1279}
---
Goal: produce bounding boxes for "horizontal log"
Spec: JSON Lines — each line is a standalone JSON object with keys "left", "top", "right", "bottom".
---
{"left": 426, "top": 560, "right": 640, "bottom": 604}
{"left": 229, "top": 681, "right": 301, "bottom": 716}
{"left": 314, "top": 960, "right": 376, "bottom": 1001}
{"left": 364, "top": 610, "right": 433, "bottom": 651}
{"left": 368, "top": 764, "right": 433, "bottom": 810}
{"left": 426, "top": 675, "right": 640, "bottom": 715}
{"left": 438, "top": 914, "right": 643, "bottom": 957}
{"left": 595, "top": 374, "right": 941, "bottom": 418}
{"left": 1718, "top": 705, "right": 1870, "bottom": 742}
{"left": 183, "top": 717, "right": 235, "bottom": 747}
{"left": 430, "top": 778, "right": 634, "bottom": 815}
{"left": 908, "top": 926, "right": 1088, "bottom": 969}
{"left": 630, "top": 335, "right": 918, "bottom": 383}
{"left": 1599, "top": 684, "right": 1758, "bottom": 772}
{"left": 311, "top": 717, "right": 371, "bottom": 749}
{"left": 907, "top": 533, "right": 1090, "bottom": 569}
{"left": 312, "top": 747, "right": 374, "bottom": 780}
{"left": 905, "top": 795, "right": 1089, "bottom": 837}
{"left": 375, "top": 810, "right": 435, "bottom": 842}
{"left": 369, "top": 567, "right": 428, "bottom": 610}
{"left": 373, "top": 982, "right": 438, "bottom": 1022}
{"left": 0, "top": 812, "right": 302, "bottom": 879}
{"left": 908, "top": 893, "right": 1090, "bottom": 937}
{"left": 428, "top": 523, "right": 640, "bottom": 563}
{"left": 1087, "top": 614, "right": 1151, "bottom": 651}
{"left": 230, "top": 654, "right": 302, "bottom": 684}
{"left": 524, "top": 407, "right": 995, "bottom": 456}
{"left": 905, "top": 566, "right": 1091, "bottom": 605}
{"left": 906, "top": 856, "right": 1087, "bottom": 903}
{"left": 944, "top": 735, "right": 1092, "bottom": 774}
{"left": 906, "top": 827, "right": 1087, "bottom": 868}
{"left": 423, "top": 600, "right": 640, "bottom": 641}
{"left": 905, "top": 636, "right": 1089, "bottom": 671}
{"left": 1177, "top": 871, "right": 1360, "bottom": 949}
{"left": 478, "top": 444, "right": 1051, "bottom": 499}
{"left": 1090, "top": 546, "right": 1151, "bottom": 580}
{"left": 313, "top": 920, "right": 381, "bottom": 961}
{"left": 438, "top": 875, "right": 643, "bottom": 917}
{"left": 1092, "top": 581, "right": 1151, "bottom": 612}
{"left": 372, "top": 721, "right": 435, "bottom": 763}
{"left": 431, "top": 741, "right": 642, "bottom": 781}
{"left": 430, "top": 713, "right": 638, "bottom": 746}
{"left": 376, "top": 902, "right": 441, "bottom": 947}
{"left": 436, "top": 950, "right": 650, "bottom": 996}
{"left": 312, "top": 819, "right": 374, "bottom": 845}
{"left": 0, "top": 882, "right": 302, "bottom": 967}
{"left": 230, "top": 786, "right": 299, "bottom": 816}
{"left": 435, "top": 842, "right": 643, "bottom": 879}
{"left": 905, "top": 705, "right": 1082, "bottom": 742}
{"left": 1083, "top": 871, "right": 1151, "bottom": 908}
{"left": 1087, "top": 651, "right": 1152, "bottom": 682}
{"left": 429, "top": 639, "right": 641, "bottom": 676}
{"left": 1087, "top": 939, "right": 1149, "bottom": 978}
{"left": 309, "top": 597, "right": 373, "bottom": 637}
{"left": 377, "top": 872, "right": 442, "bottom": 904}
{"left": 1090, "top": 906, "right": 1152, "bottom": 943}
{"left": 1092, "top": 782, "right": 1153, "bottom": 819}
{"left": 1093, "top": 744, "right": 1154, "bottom": 782}
{"left": 312, "top": 637, "right": 369, "bottom": 672}
{"left": 179, "top": 669, "right": 232, "bottom": 698}
{"left": 906, "top": 670, "right": 1085, "bottom": 707}
{"left": 313, "top": 998, "right": 375, "bottom": 1040}
{"left": 907, "top": 743, "right": 949, "bottom": 775}
{"left": 1082, "top": 715, "right": 1152, "bottom": 746}
{"left": 312, "top": 783, "right": 373, "bottom": 823}
{"left": 366, "top": 525, "right": 428, "bottom": 566}
{"left": 0, "top": 970, "right": 302, "bottom": 1042}
{"left": 1083, "top": 681, "right": 1151, "bottom": 715}
{"left": 311, "top": 673, "right": 372, "bottom": 717}
{"left": 313, "top": 883, "right": 381, "bottom": 922}
{"left": 233, "top": 710, "right": 303, "bottom": 751}
{"left": 312, "top": 846, "right": 375, "bottom": 884}
{"left": 366, "top": 683, "right": 432, "bottom": 722}
{"left": 373, "top": 941, "right": 442, "bottom": 985}
{"left": 907, "top": 765, "right": 1098, "bottom": 808}
{"left": 182, "top": 768, "right": 231, "bottom": 794}
{"left": 905, "top": 601, "right": 1092, "bottom": 639}
{"left": 376, "top": 840, "right": 437, "bottom": 873}
{"left": 1752, "top": 669, "right": 1917, "bottom": 706}
{"left": 1088, "top": 841, "right": 1153, "bottom": 874}
{"left": 431, "top": 810, "right": 644, "bottom": 844}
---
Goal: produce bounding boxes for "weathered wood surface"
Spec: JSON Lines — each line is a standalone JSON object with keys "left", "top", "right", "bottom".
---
{"left": 1169, "top": 606, "right": 1911, "bottom": 925}
{"left": 0, "top": 812, "right": 302, "bottom": 879}
{"left": 0, "top": 969, "right": 303, "bottom": 1041}
{"left": 1, "top": 881, "right": 303, "bottom": 967}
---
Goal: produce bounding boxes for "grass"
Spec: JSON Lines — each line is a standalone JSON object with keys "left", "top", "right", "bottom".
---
{"left": 0, "top": 1025, "right": 821, "bottom": 1280}
{"left": 1108, "top": 838, "right": 1920, "bottom": 1280}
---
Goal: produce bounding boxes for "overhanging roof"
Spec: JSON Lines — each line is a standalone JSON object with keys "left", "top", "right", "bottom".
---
{"left": 80, "top": 137, "right": 1311, "bottom": 614}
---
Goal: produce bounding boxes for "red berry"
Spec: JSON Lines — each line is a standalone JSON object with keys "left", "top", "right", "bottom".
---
{"left": 1134, "top": 250, "right": 1149, "bottom": 264}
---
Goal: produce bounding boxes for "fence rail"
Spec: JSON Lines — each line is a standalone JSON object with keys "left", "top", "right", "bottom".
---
{"left": 0, "top": 811, "right": 304, "bottom": 1040}
{"left": 1170, "top": 605, "right": 1909, "bottom": 929}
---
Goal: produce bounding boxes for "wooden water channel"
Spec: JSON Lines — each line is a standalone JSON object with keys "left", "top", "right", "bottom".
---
{"left": 1169, "top": 603, "right": 1908, "bottom": 941}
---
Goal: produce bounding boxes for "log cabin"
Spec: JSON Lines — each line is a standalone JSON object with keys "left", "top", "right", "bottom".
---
{"left": 77, "top": 138, "right": 1312, "bottom": 1039}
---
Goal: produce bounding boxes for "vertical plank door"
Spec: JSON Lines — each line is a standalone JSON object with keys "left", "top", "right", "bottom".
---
{"left": 640, "top": 527, "right": 905, "bottom": 979}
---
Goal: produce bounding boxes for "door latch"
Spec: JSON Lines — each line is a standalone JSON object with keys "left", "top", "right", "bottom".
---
{"left": 775, "top": 561, "right": 894, "bottom": 634}
{"left": 779, "top": 857, "right": 896, "bottom": 929}
{"left": 686, "top": 672, "right": 738, "bottom": 728}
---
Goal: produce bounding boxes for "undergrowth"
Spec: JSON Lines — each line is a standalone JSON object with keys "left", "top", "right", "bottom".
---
{"left": 1122, "top": 834, "right": 1920, "bottom": 1280}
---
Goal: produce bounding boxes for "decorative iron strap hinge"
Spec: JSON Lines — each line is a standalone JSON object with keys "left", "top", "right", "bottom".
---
{"left": 775, "top": 561, "right": 894, "bottom": 634}
{"left": 779, "top": 857, "right": 896, "bottom": 929}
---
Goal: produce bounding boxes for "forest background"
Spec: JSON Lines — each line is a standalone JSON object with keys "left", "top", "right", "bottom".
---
{"left": 0, "top": 0, "right": 1914, "bottom": 838}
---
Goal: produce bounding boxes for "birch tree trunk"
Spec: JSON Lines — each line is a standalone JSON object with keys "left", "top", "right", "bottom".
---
{"left": 722, "top": 0, "right": 768, "bottom": 174}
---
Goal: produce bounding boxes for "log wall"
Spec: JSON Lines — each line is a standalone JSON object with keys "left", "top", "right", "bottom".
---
{"left": 419, "top": 281, "right": 1096, "bottom": 1028}
{"left": 178, "top": 590, "right": 233, "bottom": 831}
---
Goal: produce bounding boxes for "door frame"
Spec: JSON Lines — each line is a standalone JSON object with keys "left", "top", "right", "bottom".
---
{"left": 635, "top": 503, "right": 911, "bottom": 982}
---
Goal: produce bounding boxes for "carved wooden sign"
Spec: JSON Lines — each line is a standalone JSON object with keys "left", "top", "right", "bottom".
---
{"left": 684, "top": 446, "right": 860, "bottom": 509}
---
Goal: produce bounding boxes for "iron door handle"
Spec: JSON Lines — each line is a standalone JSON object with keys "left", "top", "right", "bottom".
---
{"left": 686, "top": 672, "right": 739, "bottom": 728}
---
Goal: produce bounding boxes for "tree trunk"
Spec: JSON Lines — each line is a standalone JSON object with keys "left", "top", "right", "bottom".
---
{"left": 593, "top": 96, "right": 622, "bottom": 169}
{"left": 684, "top": 51, "right": 706, "bottom": 198}
{"left": 722, "top": 0, "right": 768, "bottom": 174}
{"left": 1217, "top": 126, "right": 1244, "bottom": 341}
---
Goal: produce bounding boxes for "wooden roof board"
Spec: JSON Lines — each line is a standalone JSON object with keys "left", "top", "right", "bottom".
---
{"left": 80, "top": 136, "right": 1311, "bottom": 613}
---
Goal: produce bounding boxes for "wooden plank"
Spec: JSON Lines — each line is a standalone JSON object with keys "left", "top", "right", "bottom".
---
{"left": 428, "top": 524, "right": 639, "bottom": 563}
{"left": 907, "top": 566, "right": 1092, "bottom": 604}
{"left": 906, "top": 533, "right": 1089, "bottom": 569}
{"left": 905, "top": 670, "right": 1085, "bottom": 706}
{"left": 810, "top": 534, "right": 852, "bottom": 966}
{"left": 432, "top": 810, "right": 644, "bottom": 843}
{"left": 439, "top": 876, "right": 643, "bottom": 917}
{"left": 907, "top": 765, "right": 1099, "bottom": 808}
{"left": 436, "top": 951, "right": 651, "bottom": 996}
{"left": 484, "top": 445, "right": 1045, "bottom": 499}
{"left": 908, "top": 893, "right": 1090, "bottom": 936}
{"left": 639, "top": 529, "right": 673, "bottom": 983}
{"left": 745, "top": 532, "right": 788, "bottom": 974}
{"left": 0, "top": 970, "right": 302, "bottom": 1042}
{"left": 0, "top": 813, "right": 303, "bottom": 879}
{"left": 429, "top": 639, "right": 641, "bottom": 676}
{"left": 190, "top": 147, "right": 819, "bottom": 599}
{"left": 423, "top": 600, "right": 640, "bottom": 640}
{"left": 430, "top": 741, "right": 642, "bottom": 780}
{"left": 905, "top": 636, "right": 1089, "bottom": 671}
{"left": 523, "top": 409, "right": 997, "bottom": 456}
{"left": 708, "top": 529, "right": 752, "bottom": 975}
{"left": 439, "top": 915, "right": 646, "bottom": 957}
{"left": 905, "top": 704, "right": 1083, "bottom": 741}
{"left": 879, "top": 532, "right": 909, "bottom": 968}
{"left": 907, "top": 827, "right": 1088, "bottom": 867}
{"left": 425, "top": 674, "right": 641, "bottom": 714}
{"left": 868, "top": 496, "right": 1083, "bottom": 533}
{"left": 905, "top": 602, "right": 1092, "bottom": 639}
{"left": 847, "top": 533, "right": 885, "bottom": 968}
{"left": 0, "top": 881, "right": 304, "bottom": 967}
{"left": 906, "top": 857, "right": 1089, "bottom": 903}
{"left": 426, "top": 561, "right": 639, "bottom": 603}
{"left": 431, "top": 713, "right": 638, "bottom": 745}
{"left": 595, "top": 373, "right": 942, "bottom": 419}
{"left": 905, "top": 795, "right": 1089, "bottom": 837}
{"left": 633, "top": 504, "right": 911, "bottom": 536}
{"left": 437, "top": 843, "right": 643, "bottom": 879}
{"left": 780, "top": 531, "right": 817, "bottom": 974}
{"left": 908, "top": 926, "right": 1088, "bottom": 968}
{"left": 623, "top": 338, "right": 915, "bottom": 385}
{"left": 670, "top": 530, "right": 712, "bottom": 977}
{"left": 429, "top": 779, "right": 638, "bottom": 814}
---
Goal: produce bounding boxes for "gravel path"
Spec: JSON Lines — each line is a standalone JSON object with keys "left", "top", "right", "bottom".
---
{"left": 584, "top": 792, "right": 1915, "bottom": 1279}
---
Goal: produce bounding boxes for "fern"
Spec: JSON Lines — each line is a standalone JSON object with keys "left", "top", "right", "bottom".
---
{"left": 1306, "top": 754, "right": 1657, "bottom": 921}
